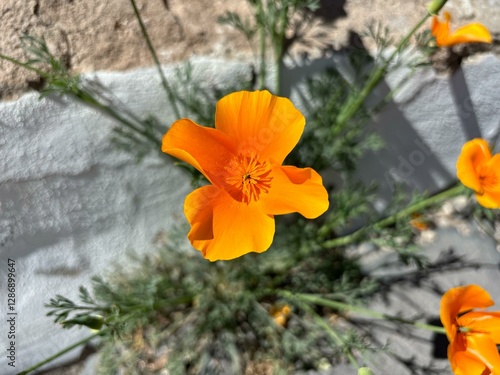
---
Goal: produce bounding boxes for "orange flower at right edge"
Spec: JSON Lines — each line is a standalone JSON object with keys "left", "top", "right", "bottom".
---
{"left": 456, "top": 138, "right": 500, "bottom": 208}
{"left": 441, "top": 285, "right": 500, "bottom": 375}
{"left": 431, "top": 11, "right": 492, "bottom": 47}
{"left": 439, "top": 285, "right": 500, "bottom": 375}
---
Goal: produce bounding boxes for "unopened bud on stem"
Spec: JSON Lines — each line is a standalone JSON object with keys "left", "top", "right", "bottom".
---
{"left": 427, "top": 0, "right": 448, "bottom": 15}
{"left": 358, "top": 367, "right": 375, "bottom": 375}
{"left": 63, "top": 314, "right": 104, "bottom": 330}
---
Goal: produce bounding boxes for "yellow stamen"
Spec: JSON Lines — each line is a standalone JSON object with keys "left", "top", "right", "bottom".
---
{"left": 224, "top": 152, "right": 272, "bottom": 203}
{"left": 479, "top": 165, "right": 500, "bottom": 193}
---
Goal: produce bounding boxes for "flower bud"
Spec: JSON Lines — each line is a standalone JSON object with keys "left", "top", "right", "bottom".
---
{"left": 63, "top": 314, "right": 104, "bottom": 330}
{"left": 358, "top": 367, "right": 375, "bottom": 375}
{"left": 427, "top": 0, "right": 449, "bottom": 15}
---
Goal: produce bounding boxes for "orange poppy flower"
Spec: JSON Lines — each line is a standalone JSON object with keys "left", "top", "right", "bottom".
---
{"left": 162, "top": 90, "right": 329, "bottom": 261}
{"left": 431, "top": 12, "right": 492, "bottom": 47}
{"left": 456, "top": 138, "right": 500, "bottom": 208}
{"left": 440, "top": 285, "right": 500, "bottom": 375}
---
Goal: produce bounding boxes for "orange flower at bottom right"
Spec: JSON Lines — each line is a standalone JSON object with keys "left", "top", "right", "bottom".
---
{"left": 440, "top": 285, "right": 500, "bottom": 375}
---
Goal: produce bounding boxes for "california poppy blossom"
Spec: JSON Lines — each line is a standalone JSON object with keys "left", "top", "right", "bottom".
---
{"left": 162, "top": 90, "right": 329, "bottom": 261}
{"left": 431, "top": 12, "right": 492, "bottom": 47}
{"left": 440, "top": 285, "right": 500, "bottom": 375}
{"left": 456, "top": 138, "right": 500, "bottom": 208}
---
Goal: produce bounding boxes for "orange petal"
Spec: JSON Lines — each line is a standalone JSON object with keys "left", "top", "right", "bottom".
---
{"left": 466, "top": 334, "right": 500, "bottom": 375}
{"left": 214, "top": 90, "right": 305, "bottom": 164}
{"left": 260, "top": 165, "right": 329, "bottom": 219}
{"left": 448, "top": 333, "right": 490, "bottom": 375}
{"left": 184, "top": 185, "right": 217, "bottom": 242}
{"left": 476, "top": 191, "right": 500, "bottom": 209}
{"left": 447, "top": 23, "right": 492, "bottom": 46}
{"left": 481, "top": 154, "right": 500, "bottom": 193}
{"left": 452, "top": 349, "right": 490, "bottom": 375}
{"left": 432, "top": 12, "right": 492, "bottom": 47}
{"left": 186, "top": 187, "right": 275, "bottom": 261}
{"left": 460, "top": 312, "right": 500, "bottom": 344}
{"left": 456, "top": 139, "right": 492, "bottom": 193}
{"left": 448, "top": 332, "right": 466, "bottom": 373}
{"left": 476, "top": 153, "right": 500, "bottom": 208}
{"left": 432, "top": 12, "right": 452, "bottom": 47}
{"left": 162, "top": 119, "right": 238, "bottom": 186}
{"left": 441, "top": 285, "right": 494, "bottom": 341}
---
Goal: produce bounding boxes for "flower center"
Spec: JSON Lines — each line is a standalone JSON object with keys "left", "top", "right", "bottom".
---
{"left": 224, "top": 152, "right": 272, "bottom": 203}
{"left": 479, "top": 166, "right": 500, "bottom": 193}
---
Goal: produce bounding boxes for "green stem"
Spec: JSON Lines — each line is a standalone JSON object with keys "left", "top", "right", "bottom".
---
{"left": 0, "top": 52, "right": 162, "bottom": 147}
{"left": 17, "top": 331, "right": 104, "bottom": 375}
{"left": 282, "top": 291, "right": 446, "bottom": 335}
{"left": 303, "top": 303, "right": 361, "bottom": 369}
{"left": 0, "top": 53, "right": 49, "bottom": 78}
{"left": 152, "top": 294, "right": 193, "bottom": 310}
{"left": 34, "top": 295, "right": 191, "bottom": 374}
{"left": 322, "top": 183, "right": 465, "bottom": 248}
{"left": 129, "top": 0, "right": 181, "bottom": 119}
{"left": 274, "top": 4, "right": 288, "bottom": 95}
{"left": 49, "top": 305, "right": 108, "bottom": 312}
{"left": 335, "top": 13, "right": 431, "bottom": 129}
{"left": 257, "top": 0, "right": 267, "bottom": 90}
{"left": 73, "top": 88, "right": 162, "bottom": 147}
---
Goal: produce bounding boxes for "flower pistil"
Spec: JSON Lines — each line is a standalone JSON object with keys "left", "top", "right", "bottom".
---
{"left": 478, "top": 166, "right": 500, "bottom": 193}
{"left": 224, "top": 152, "right": 273, "bottom": 204}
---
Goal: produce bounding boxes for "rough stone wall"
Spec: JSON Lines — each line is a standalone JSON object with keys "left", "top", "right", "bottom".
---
{"left": 1, "top": 0, "right": 499, "bottom": 99}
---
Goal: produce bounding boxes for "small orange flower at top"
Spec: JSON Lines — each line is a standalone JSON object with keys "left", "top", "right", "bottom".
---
{"left": 431, "top": 12, "right": 492, "bottom": 47}
{"left": 456, "top": 139, "right": 500, "bottom": 208}
{"left": 440, "top": 285, "right": 500, "bottom": 375}
{"left": 162, "top": 90, "right": 329, "bottom": 261}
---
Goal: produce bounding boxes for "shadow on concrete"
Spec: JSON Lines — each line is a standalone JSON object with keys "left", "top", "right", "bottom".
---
{"left": 283, "top": 0, "right": 347, "bottom": 58}
{"left": 429, "top": 317, "right": 448, "bottom": 359}
{"left": 282, "top": 30, "right": 455, "bottom": 211}
{"left": 362, "top": 97, "right": 454, "bottom": 204}
{"left": 449, "top": 67, "right": 482, "bottom": 140}
{"left": 310, "top": 0, "right": 348, "bottom": 23}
